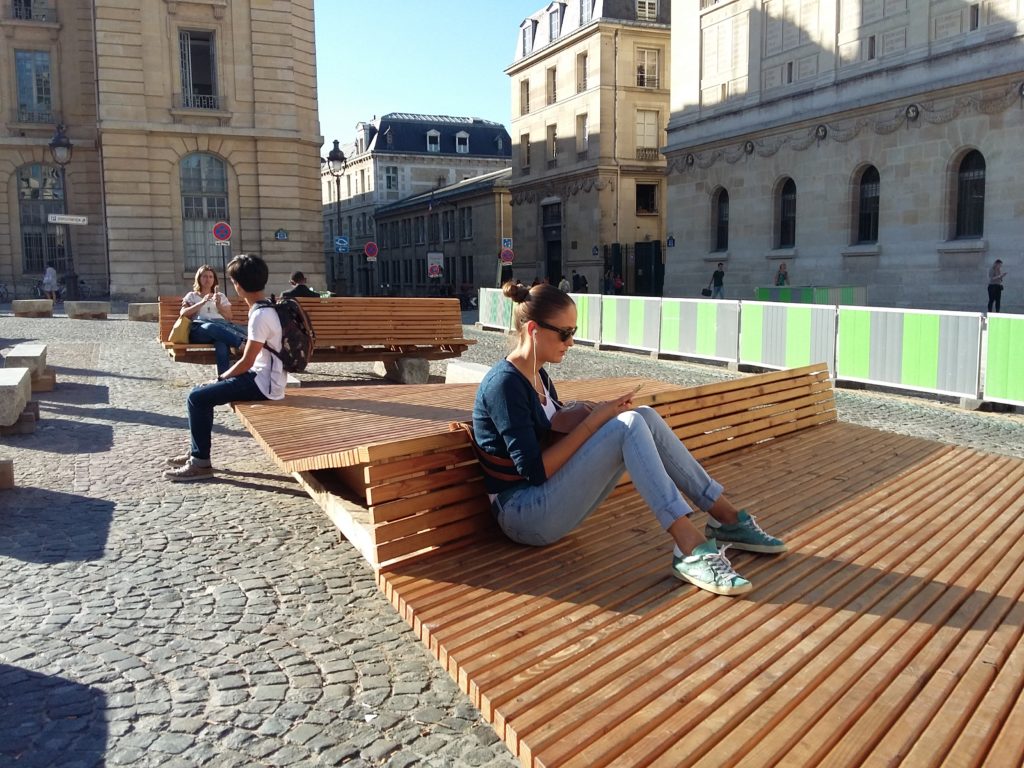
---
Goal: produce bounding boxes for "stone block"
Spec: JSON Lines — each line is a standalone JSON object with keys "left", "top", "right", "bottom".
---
{"left": 0, "top": 410, "right": 36, "bottom": 436}
{"left": 128, "top": 302, "right": 160, "bottom": 322}
{"left": 4, "top": 343, "right": 47, "bottom": 376}
{"left": 11, "top": 299, "right": 53, "bottom": 318}
{"left": 32, "top": 366, "right": 57, "bottom": 393}
{"left": 65, "top": 300, "right": 110, "bottom": 319}
{"left": 0, "top": 368, "right": 31, "bottom": 427}
{"left": 0, "top": 458, "right": 12, "bottom": 489}
{"left": 286, "top": 373, "right": 301, "bottom": 388}
{"left": 373, "top": 358, "right": 430, "bottom": 385}
{"left": 444, "top": 361, "right": 490, "bottom": 384}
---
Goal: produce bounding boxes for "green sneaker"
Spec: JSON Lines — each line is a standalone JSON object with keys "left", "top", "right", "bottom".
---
{"left": 671, "top": 540, "right": 752, "bottom": 596}
{"left": 707, "top": 510, "right": 787, "bottom": 554}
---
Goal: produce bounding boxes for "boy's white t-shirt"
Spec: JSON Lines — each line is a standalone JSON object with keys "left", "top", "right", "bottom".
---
{"left": 247, "top": 304, "right": 286, "bottom": 400}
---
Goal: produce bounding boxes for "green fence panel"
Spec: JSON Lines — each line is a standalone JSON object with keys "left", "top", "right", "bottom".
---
{"left": 754, "top": 286, "right": 867, "bottom": 305}
{"left": 983, "top": 314, "right": 1024, "bottom": 406}
{"left": 739, "top": 301, "right": 836, "bottom": 375}
{"left": 570, "top": 292, "right": 602, "bottom": 343}
{"left": 599, "top": 296, "right": 661, "bottom": 352}
{"left": 478, "top": 288, "right": 512, "bottom": 330}
{"left": 658, "top": 298, "right": 739, "bottom": 363}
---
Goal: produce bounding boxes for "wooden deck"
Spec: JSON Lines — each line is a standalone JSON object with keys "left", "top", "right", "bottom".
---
{"left": 233, "top": 370, "right": 1024, "bottom": 766}
{"left": 379, "top": 422, "right": 1024, "bottom": 767}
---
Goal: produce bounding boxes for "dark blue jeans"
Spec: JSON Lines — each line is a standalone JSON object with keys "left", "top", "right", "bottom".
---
{"left": 187, "top": 372, "right": 266, "bottom": 461}
{"left": 190, "top": 319, "right": 247, "bottom": 375}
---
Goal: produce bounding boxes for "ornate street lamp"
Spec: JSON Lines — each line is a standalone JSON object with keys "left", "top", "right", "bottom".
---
{"left": 322, "top": 139, "right": 347, "bottom": 293}
{"left": 48, "top": 124, "right": 78, "bottom": 300}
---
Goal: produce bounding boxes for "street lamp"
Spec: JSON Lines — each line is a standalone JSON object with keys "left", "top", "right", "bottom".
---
{"left": 323, "top": 139, "right": 347, "bottom": 293}
{"left": 48, "top": 124, "right": 77, "bottom": 300}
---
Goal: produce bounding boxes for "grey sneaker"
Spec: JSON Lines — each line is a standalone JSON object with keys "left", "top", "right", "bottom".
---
{"left": 671, "top": 540, "right": 752, "bottom": 596}
{"left": 707, "top": 509, "right": 787, "bottom": 554}
{"left": 163, "top": 460, "right": 214, "bottom": 482}
{"left": 165, "top": 453, "right": 191, "bottom": 467}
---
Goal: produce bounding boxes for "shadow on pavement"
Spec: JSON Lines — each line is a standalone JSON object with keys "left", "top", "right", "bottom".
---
{"left": 35, "top": 382, "right": 110, "bottom": 406}
{"left": 0, "top": 489, "right": 113, "bottom": 563}
{"left": 53, "top": 365, "right": 161, "bottom": 382}
{"left": 0, "top": 664, "right": 107, "bottom": 767}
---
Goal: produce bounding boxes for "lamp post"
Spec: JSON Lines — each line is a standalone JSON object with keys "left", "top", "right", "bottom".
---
{"left": 323, "top": 139, "right": 347, "bottom": 293}
{"left": 48, "top": 124, "right": 78, "bottom": 301}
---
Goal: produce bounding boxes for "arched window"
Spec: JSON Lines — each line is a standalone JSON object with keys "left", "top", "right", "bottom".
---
{"left": 856, "top": 166, "right": 880, "bottom": 244}
{"left": 713, "top": 188, "right": 729, "bottom": 251}
{"left": 778, "top": 178, "right": 796, "bottom": 248}
{"left": 180, "top": 153, "right": 228, "bottom": 271}
{"left": 955, "top": 150, "right": 985, "bottom": 239}
{"left": 17, "top": 163, "right": 67, "bottom": 273}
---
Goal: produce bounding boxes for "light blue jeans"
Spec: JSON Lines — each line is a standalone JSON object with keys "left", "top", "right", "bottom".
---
{"left": 494, "top": 406, "right": 723, "bottom": 546}
{"left": 712, "top": 286, "right": 725, "bottom": 299}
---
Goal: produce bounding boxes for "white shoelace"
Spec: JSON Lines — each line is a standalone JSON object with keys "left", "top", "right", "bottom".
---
{"left": 701, "top": 544, "right": 741, "bottom": 583}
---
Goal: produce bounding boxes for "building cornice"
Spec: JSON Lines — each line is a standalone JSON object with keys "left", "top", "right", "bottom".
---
{"left": 98, "top": 121, "right": 322, "bottom": 145}
{"left": 505, "top": 19, "right": 669, "bottom": 76}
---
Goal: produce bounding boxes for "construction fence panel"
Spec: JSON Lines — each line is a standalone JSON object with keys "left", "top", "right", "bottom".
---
{"left": 982, "top": 313, "right": 1024, "bottom": 406}
{"left": 600, "top": 296, "right": 662, "bottom": 353}
{"left": 659, "top": 298, "right": 740, "bottom": 363}
{"left": 739, "top": 301, "right": 837, "bottom": 376}
{"left": 477, "top": 288, "right": 512, "bottom": 331}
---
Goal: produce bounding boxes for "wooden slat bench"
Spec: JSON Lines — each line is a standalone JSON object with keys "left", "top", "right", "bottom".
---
{"left": 157, "top": 295, "right": 474, "bottom": 368}
{"left": 235, "top": 363, "right": 1024, "bottom": 766}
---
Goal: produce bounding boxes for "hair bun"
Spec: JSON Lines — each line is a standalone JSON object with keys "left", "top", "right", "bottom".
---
{"left": 502, "top": 280, "right": 531, "bottom": 303}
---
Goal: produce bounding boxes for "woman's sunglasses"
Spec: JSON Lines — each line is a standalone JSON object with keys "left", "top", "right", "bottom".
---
{"left": 535, "top": 319, "right": 577, "bottom": 342}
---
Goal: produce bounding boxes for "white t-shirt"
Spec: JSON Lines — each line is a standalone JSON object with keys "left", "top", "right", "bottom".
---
{"left": 248, "top": 304, "right": 287, "bottom": 400}
{"left": 42, "top": 266, "right": 58, "bottom": 289}
{"left": 182, "top": 290, "right": 231, "bottom": 322}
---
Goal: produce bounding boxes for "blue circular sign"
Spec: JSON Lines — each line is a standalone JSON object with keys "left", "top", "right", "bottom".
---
{"left": 364, "top": 241, "right": 379, "bottom": 258}
{"left": 212, "top": 221, "right": 232, "bottom": 241}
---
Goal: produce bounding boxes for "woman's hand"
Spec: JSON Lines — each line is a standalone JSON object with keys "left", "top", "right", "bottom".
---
{"left": 582, "top": 387, "right": 639, "bottom": 433}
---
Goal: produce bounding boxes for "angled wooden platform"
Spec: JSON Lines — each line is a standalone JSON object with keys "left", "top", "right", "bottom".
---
{"left": 233, "top": 364, "right": 1024, "bottom": 766}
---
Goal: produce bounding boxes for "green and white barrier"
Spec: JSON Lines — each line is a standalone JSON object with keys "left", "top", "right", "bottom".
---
{"left": 754, "top": 285, "right": 867, "bottom": 305}
{"left": 478, "top": 288, "right": 512, "bottom": 331}
{"left": 982, "top": 313, "right": 1024, "bottom": 406}
{"left": 600, "top": 296, "right": 662, "bottom": 352}
{"left": 739, "top": 301, "right": 837, "bottom": 375}
{"left": 569, "top": 292, "right": 602, "bottom": 344}
{"left": 837, "top": 307, "right": 982, "bottom": 398}
{"left": 660, "top": 299, "right": 740, "bottom": 363}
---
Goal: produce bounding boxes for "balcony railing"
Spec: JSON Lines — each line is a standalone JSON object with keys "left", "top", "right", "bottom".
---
{"left": 547, "top": 158, "right": 558, "bottom": 169}
{"left": 180, "top": 92, "right": 220, "bottom": 110}
{"left": 637, "top": 73, "right": 660, "bottom": 88}
{"left": 17, "top": 106, "right": 53, "bottom": 124}
{"left": 636, "top": 147, "right": 660, "bottom": 161}
{"left": 10, "top": 0, "right": 56, "bottom": 22}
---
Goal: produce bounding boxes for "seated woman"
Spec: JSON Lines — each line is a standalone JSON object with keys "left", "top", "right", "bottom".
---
{"left": 180, "top": 265, "right": 247, "bottom": 375}
{"left": 472, "top": 282, "right": 787, "bottom": 596}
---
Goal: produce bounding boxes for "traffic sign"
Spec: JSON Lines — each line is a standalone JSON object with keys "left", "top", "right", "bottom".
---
{"left": 501, "top": 237, "right": 513, "bottom": 249}
{"left": 499, "top": 248, "right": 514, "bottom": 264}
{"left": 274, "top": 228, "right": 289, "bottom": 241}
{"left": 215, "top": 241, "right": 230, "bottom": 247}
{"left": 212, "top": 221, "right": 232, "bottom": 241}
{"left": 364, "top": 241, "right": 379, "bottom": 259}
{"left": 48, "top": 214, "right": 88, "bottom": 226}
{"left": 334, "top": 235, "right": 349, "bottom": 254}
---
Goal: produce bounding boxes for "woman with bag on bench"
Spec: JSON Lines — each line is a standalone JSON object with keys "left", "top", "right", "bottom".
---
{"left": 471, "top": 282, "right": 787, "bottom": 596}
{"left": 178, "top": 265, "right": 248, "bottom": 375}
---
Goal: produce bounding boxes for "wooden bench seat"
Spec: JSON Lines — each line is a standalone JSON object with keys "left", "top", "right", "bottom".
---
{"left": 233, "top": 362, "right": 1024, "bottom": 765}
{"left": 158, "top": 295, "right": 474, "bottom": 367}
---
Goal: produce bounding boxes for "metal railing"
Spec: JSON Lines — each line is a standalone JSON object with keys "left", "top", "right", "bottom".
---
{"left": 10, "top": 0, "right": 56, "bottom": 22}
{"left": 636, "top": 74, "right": 660, "bottom": 88}
{"left": 16, "top": 106, "right": 53, "bottom": 123}
{"left": 636, "top": 147, "right": 660, "bottom": 161}
{"left": 180, "top": 93, "right": 220, "bottom": 110}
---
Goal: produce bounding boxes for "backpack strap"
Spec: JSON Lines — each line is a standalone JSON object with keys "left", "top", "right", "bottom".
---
{"left": 449, "top": 421, "right": 525, "bottom": 483}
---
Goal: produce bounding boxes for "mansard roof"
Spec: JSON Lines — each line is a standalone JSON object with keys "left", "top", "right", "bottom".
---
{"left": 369, "top": 113, "right": 512, "bottom": 158}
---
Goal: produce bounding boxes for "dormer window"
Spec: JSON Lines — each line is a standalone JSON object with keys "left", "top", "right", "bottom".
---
{"left": 495, "top": 136, "right": 504, "bottom": 151}
{"left": 549, "top": 9, "right": 560, "bottom": 40}
{"left": 456, "top": 131, "right": 470, "bottom": 154}
{"left": 426, "top": 130, "right": 440, "bottom": 153}
{"left": 521, "top": 20, "right": 536, "bottom": 56}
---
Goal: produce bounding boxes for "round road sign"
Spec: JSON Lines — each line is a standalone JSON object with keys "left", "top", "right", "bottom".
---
{"left": 499, "top": 248, "right": 514, "bottom": 264}
{"left": 212, "top": 221, "right": 232, "bottom": 241}
{"left": 364, "top": 241, "right": 379, "bottom": 259}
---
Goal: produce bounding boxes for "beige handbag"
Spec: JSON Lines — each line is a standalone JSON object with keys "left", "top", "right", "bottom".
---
{"left": 167, "top": 315, "right": 192, "bottom": 344}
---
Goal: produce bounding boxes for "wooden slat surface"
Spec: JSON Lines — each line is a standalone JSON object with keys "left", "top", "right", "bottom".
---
{"left": 234, "top": 377, "right": 692, "bottom": 473}
{"left": 377, "top": 422, "right": 1024, "bottom": 767}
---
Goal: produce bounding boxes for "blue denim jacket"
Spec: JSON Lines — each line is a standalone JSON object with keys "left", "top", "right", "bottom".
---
{"left": 472, "top": 359, "right": 560, "bottom": 494}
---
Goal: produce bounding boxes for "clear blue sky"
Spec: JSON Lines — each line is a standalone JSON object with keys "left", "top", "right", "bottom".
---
{"left": 314, "top": 0, "right": 541, "bottom": 155}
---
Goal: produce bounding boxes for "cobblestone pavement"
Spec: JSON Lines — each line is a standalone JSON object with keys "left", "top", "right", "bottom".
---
{"left": 1, "top": 308, "right": 1022, "bottom": 768}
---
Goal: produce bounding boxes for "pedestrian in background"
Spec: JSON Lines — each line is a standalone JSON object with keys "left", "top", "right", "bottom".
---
{"left": 41, "top": 263, "right": 59, "bottom": 302}
{"left": 280, "top": 270, "right": 320, "bottom": 299}
{"left": 710, "top": 262, "right": 726, "bottom": 299}
{"left": 775, "top": 262, "right": 789, "bottom": 286}
{"left": 987, "top": 259, "right": 1007, "bottom": 313}
{"left": 571, "top": 270, "right": 581, "bottom": 292}
{"left": 557, "top": 274, "right": 570, "bottom": 293}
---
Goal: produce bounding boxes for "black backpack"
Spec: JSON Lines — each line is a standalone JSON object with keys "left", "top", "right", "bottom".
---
{"left": 254, "top": 297, "right": 315, "bottom": 372}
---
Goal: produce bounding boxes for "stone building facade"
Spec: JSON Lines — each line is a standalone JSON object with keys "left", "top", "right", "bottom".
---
{"left": 320, "top": 114, "right": 511, "bottom": 296}
{"left": 664, "top": 0, "right": 1023, "bottom": 311}
{"left": 0, "top": 0, "right": 322, "bottom": 300}
{"left": 373, "top": 168, "right": 512, "bottom": 298}
{"left": 507, "top": 0, "right": 671, "bottom": 295}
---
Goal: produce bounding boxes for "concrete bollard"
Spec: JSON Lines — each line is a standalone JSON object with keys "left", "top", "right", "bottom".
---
{"left": 0, "top": 458, "right": 13, "bottom": 489}
{"left": 65, "top": 300, "right": 111, "bottom": 319}
{"left": 128, "top": 303, "right": 160, "bottom": 322}
{"left": 12, "top": 299, "right": 53, "bottom": 318}
{"left": 373, "top": 358, "right": 430, "bottom": 385}
{"left": 444, "top": 361, "right": 491, "bottom": 384}
{"left": 0, "top": 368, "right": 31, "bottom": 427}
{"left": 4, "top": 343, "right": 47, "bottom": 377}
